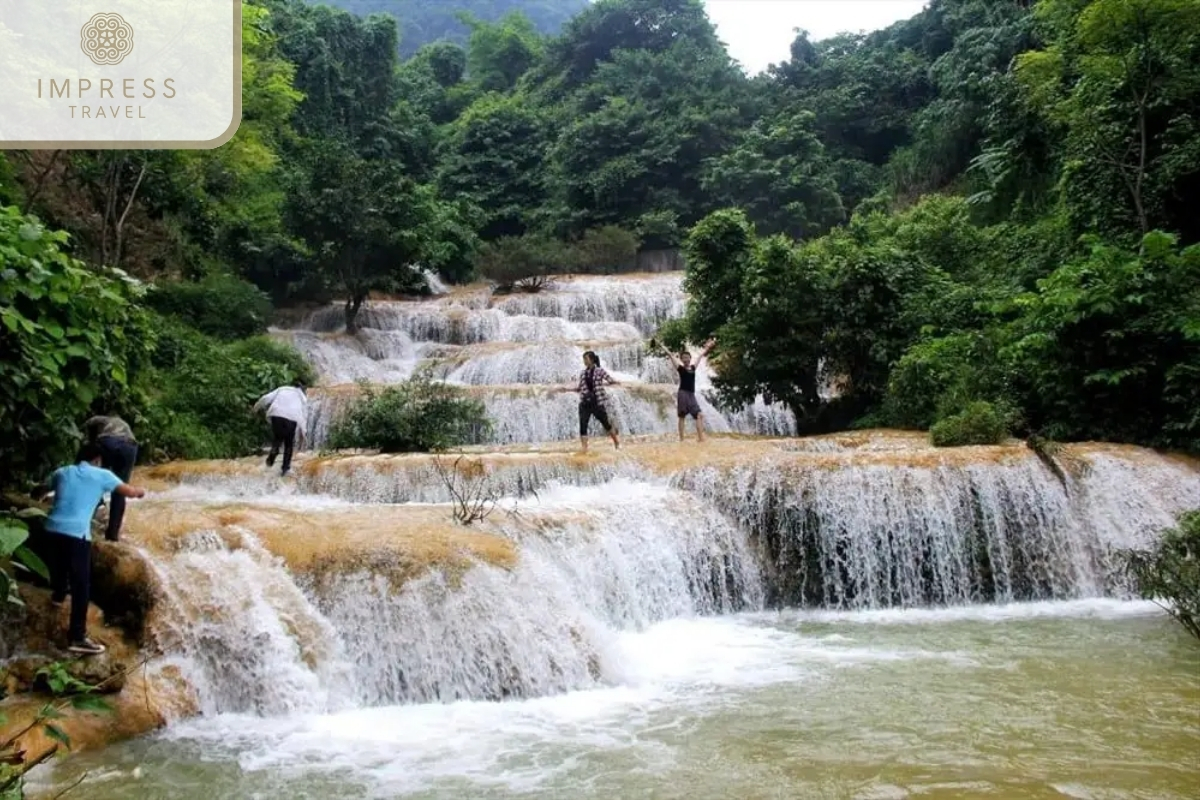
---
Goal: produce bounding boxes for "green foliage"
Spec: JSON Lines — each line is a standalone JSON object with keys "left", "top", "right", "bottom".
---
{"left": 0, "top": 512, "right": 49, "bottom": 609}
{"left": 135, "top": 316, "right": 313, "bottom": 461}
{"left": 702, "top": 110, "right": 845, "bottom": 239}
{"left": 570, "top": 226, "right": 640, "bottom": 273}
{"left": 650, "top": 317, "right": 689, "bottom": 355}
{"left": 475, "top": 234, "right": 571, "bottom": 292}
{"left": 929, "top": 401, "right": 1011, "bottom": 447}
{"left": 1123, "top": 510, "right": 1200, "bottom": 641}
{"left": 147, "top": 273, "right": 273, "bottom": 341}
{"left": 326, "top": 371, "right": 490, "bottom": 453}
{"left": 1017, "top": 0, "right": 1200, "bottom": 239}
{"left": 0, "top": 658, "right": 112, "bottom": 798}
{"left": 0, "top": 207, "right": 152, "bottom": 485}
{"left": 1001, "top": 231, "right": 1200, "bottom": 450}
{"left": 322, "top": 0, "right": 587, "bottom": 59}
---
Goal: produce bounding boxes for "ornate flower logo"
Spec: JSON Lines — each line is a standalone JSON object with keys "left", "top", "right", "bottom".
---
{"left": 80, "top": 12, "right": 134, "bottom": 66}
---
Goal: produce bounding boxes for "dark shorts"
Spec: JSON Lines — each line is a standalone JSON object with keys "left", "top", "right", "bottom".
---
{"left": 579, "top": 402, "right": 612, "bottom": 436}
{"left": 677, "top": 390, "right": 702, "bottom": 419}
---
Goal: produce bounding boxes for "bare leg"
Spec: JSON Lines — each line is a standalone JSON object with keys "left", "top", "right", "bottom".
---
{"left": 580, "top": 435, "right": 589, "bottom": 454}
{"left": 696, "top": 413, "right": 706, "bottom": 442}
{"left": 610, "top": 428, "right": 620, "bottom": 449}
{"left": 678, "top": 416, "right": 686, "bottom": 441}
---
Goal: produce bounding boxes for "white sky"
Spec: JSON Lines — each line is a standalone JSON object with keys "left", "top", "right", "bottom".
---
{"left": 703, "top": 0, "right": 930, "bottom": 74}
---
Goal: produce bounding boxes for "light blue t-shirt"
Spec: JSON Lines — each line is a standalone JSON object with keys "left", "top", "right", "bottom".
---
{"left": 45, "top": 463, "right": 123, "bottom": 540}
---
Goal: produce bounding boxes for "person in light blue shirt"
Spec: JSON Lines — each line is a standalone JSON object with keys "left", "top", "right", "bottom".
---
{"left": 41, "top": 442, "right": 146, "bottom": 655}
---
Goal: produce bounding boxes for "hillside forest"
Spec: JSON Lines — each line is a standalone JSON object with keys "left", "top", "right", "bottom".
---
{"left": 2, "top": 0, "right": 1199, "bottom": 493}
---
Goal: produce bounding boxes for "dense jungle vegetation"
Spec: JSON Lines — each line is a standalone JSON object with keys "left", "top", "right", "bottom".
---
{"left": 2, "top": 0, "right": 1199, "bottom": 492}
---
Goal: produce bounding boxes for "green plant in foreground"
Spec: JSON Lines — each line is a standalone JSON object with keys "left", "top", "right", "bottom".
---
{"left": 0, "top": 510, "right": 50, "bottom": 607}
{"left": 0, "top": 663, "right": 112, "bottom": 798}
{"left": 1124, "top": 511, "right": 1200, "bottom": 641}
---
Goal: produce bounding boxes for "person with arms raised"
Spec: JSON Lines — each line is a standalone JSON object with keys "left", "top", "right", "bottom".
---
{"left": 661, "top": 338, "right": 716, "bottom": 442}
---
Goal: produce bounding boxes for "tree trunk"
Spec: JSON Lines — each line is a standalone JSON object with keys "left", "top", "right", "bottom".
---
{"left": 20, "top": 149, "right": 62, "bottom": 215}
{"left": 344, "top": 294, "right": 365, "bottom": 335}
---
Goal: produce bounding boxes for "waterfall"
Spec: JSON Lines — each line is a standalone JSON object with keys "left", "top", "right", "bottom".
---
{"left": 118, "top": 270, "right": 1200, "bottom": 723}
{"left": 273, "top": 273, "right": 798, "bottom": 443}
{"left": 130, "top": 483, "right": 763, "bottom": 713}
{"left": 676, "top": 442, "right": 1200, "bottom": 609}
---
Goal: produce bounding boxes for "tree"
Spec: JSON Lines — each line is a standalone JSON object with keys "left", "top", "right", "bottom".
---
{"left": 702, "top": 110, "right": 845, "bottom": 240}
{"left": 459, "top": 11, "right": 544, "bottom": 92}
{"left": 287, "top": 142, "right": 463, "bottom": 332}
{"left": 437, "top": 94, "right": 552, "bottom": 239}
{"left": 1016, "top": 0, "right": 1200, "bottom": 238}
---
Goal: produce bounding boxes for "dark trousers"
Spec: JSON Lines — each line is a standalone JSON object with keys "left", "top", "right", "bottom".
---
{"left": 579, "top": 402, "right": 613, "bottom": 436}
{"left": 97, "top": 436, "right": 137, "bottom": 541}
{"left": 267, "top": 416, "right": 298, "bottom": 473}
{"left": 47, "top": 532, "right": 91, "bottom": 642}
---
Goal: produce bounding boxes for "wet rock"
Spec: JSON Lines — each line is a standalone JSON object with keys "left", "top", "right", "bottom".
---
{"left": 90, "top": 540, "right": 164, "bottom": 643}
{"left": 3, "top": 588, "right": 138, "bottom": 694}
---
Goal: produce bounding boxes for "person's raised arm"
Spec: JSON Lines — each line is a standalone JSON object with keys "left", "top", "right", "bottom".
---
{"left": 115, "top": 482, "right": 146, "bottom": 499}
{"left": 696, "top": 337, "right": 717, "bottom": 367}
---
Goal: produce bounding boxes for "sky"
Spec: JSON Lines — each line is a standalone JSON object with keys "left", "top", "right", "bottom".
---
{"left": 703, "top": 0, "right": 929, "bottom": 75}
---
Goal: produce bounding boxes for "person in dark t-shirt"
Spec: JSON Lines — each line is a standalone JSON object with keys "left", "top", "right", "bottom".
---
{"left": 664, "top": 338, "right": 715, "bottom": 442}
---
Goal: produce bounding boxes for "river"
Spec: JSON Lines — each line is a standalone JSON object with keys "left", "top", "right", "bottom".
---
{"left": 35, "top": 601, "right": 1200, "bottom": 799}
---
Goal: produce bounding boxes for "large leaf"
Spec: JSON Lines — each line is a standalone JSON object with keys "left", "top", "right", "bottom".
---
{"left": 0, "top": 525, "right": 29, "bottom": 558}
{"left": 12, "top": 546, "right": 49, "bottom": 582}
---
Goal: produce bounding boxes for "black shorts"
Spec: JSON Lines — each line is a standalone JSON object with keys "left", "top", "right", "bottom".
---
{"left": 579, "top": 402, "right": 612, "bottom": 436}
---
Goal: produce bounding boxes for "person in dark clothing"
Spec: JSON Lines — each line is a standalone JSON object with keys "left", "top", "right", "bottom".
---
{"left": 577, "top": 351, "right": 621, "bottom": 453}
{"left": 84, "top": 414, "right": 139, "bottom": 541}
{"left": 663, "top": 338, "right": 716, "bottom": 442}
{"left": 36, "top": 443, "right": 147, "bottom": 655}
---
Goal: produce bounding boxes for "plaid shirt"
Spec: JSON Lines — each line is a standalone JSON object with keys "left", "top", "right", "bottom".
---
{"left": 578, "top": 366, "right": 614, "bottom": 405}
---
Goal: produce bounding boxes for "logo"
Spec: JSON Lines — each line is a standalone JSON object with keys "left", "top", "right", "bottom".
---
{"left": 80, "top": 12, "right": 134, "bottom": 66}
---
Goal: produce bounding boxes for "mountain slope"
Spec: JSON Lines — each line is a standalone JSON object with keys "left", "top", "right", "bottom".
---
{"left": 319, "top": 0, "right": 590, "bottom": 57}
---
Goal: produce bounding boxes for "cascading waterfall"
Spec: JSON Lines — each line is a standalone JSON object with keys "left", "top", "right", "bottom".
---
{"left": 99, "top": 271, "right": 1200, "bottom": 741}
{"left": 134, "top": 483, "right": 762, "bottom": 713}
{"left": 143, "top": 528, "right": 355, "bottom": 716}
{"left": 676, "top": 445, "right": 1200, "bottom": 608}
{"left": 273, "top": 273, "right": 799, "bottom": 445}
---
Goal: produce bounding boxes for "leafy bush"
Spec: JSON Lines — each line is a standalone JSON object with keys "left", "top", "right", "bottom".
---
{"left": 571, "top": 226, "right": 640, "bottom": 274}
{"left": 326, "top": 371, "right": 490, "bottom": 453}
{"left": 225, "top": 336, "right": 318, "bottom": 388}
{"left": 929, "top": 401, "right": 1010, "bottom": 447}
{"left": 134, "top": 315, "right": 313, "bottom": 461}
{"left": 147, "top": 273, "right": 273, "bottom": 340}
{"left": 1123, "top": 511, "right": 1200, "bottom": 641}
{"left": 0, "top": 206, "right": 152, "bottom": 485}
{"left": 476, "top": 234, "right": 572, "bottom": 293}
{"left": 884, "top": 333, "right": 1010, "bottom": 430}
{"left": 649, "top": 317, "right": 690, "bottom": 355}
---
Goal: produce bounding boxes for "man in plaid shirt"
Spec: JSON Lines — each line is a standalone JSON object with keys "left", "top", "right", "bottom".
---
{"left": 577, "top": 350, "right": 621, "bottom": 453}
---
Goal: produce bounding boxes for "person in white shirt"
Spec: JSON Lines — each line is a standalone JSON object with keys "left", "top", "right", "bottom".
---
{"left": 252, "top": 380, "right": 308, "bottom": 476}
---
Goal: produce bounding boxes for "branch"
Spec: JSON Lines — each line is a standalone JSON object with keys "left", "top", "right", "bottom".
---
{"left": 0, "top": 744, "right": 58, "bottom": 794}
{"left": 52, "top": 769, "right": 89, "bottom": 799}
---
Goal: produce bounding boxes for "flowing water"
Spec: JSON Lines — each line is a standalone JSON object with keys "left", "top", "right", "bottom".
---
{"left": 22, "top": 272, "right": 1200, "bottom": 798}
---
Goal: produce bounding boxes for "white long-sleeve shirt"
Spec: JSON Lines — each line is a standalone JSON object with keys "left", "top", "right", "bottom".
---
{"left": 254, "top": 386, "right": 309, "bottom": 432}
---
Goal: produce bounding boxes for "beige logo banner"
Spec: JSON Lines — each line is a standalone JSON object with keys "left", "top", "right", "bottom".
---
{"left": 0, "top": 0, "right": 241, "bottom": 149}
